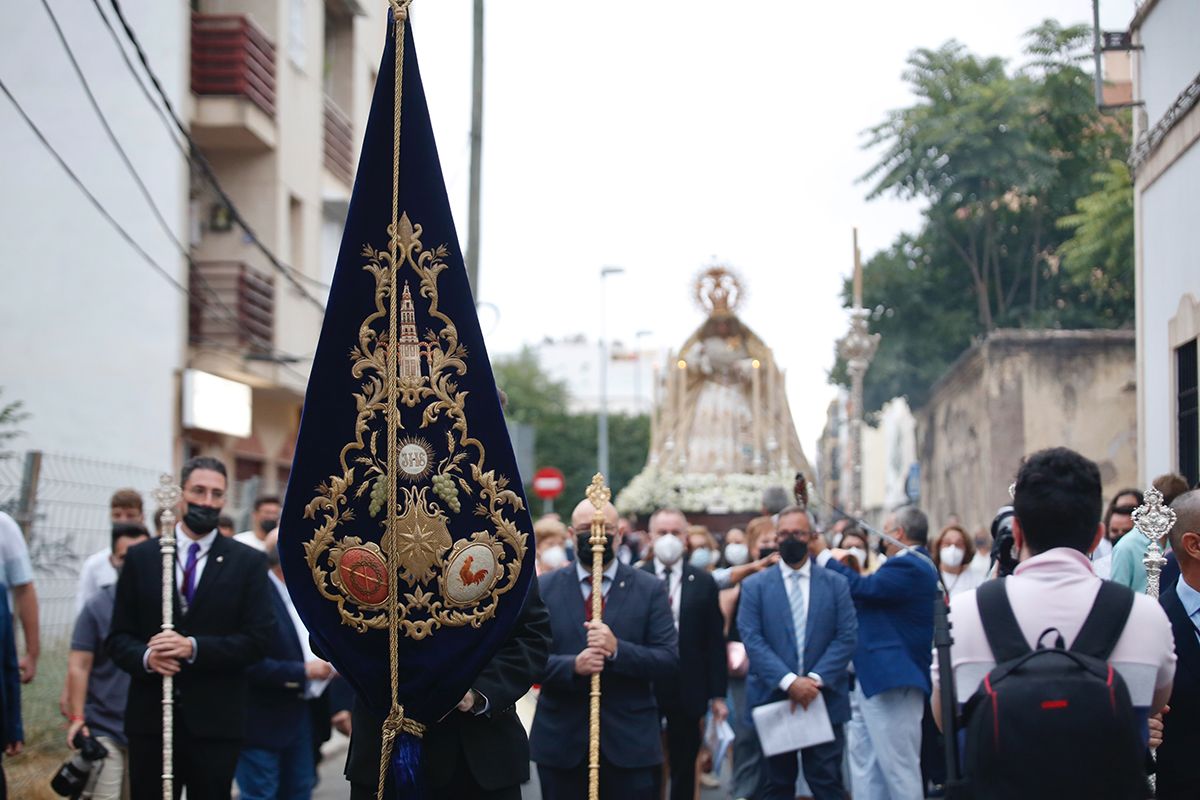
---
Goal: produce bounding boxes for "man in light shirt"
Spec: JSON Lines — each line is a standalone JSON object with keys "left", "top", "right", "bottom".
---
{"left": 931, "top": 449, "right": 1175, "bottom": 776}
{"left": 233, "top": 495, "right": 281, "bottom": 552}
{"left": 75, "top": 489, "right": 144, "bottom": 615}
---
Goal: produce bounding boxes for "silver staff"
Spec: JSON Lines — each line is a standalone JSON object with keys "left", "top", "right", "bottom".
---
{"left": 1133, "top": 486, "right": 1176, "bottom": 796}
{"left": 152, "top": 474, "right": 181, "bottom": 800}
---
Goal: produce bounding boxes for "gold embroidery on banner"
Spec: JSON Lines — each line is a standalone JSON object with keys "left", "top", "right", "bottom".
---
{"left": 303, "top": 212, "right": 527, "bottom": 639}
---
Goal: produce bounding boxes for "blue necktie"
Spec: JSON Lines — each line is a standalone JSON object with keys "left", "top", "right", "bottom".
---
{"left": 789, "top": 571, "right": 806, "bottom": 662}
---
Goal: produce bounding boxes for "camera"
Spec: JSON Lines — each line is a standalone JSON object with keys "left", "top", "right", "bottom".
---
{"left": 990, "top": 506, "right": 1019, "bottom": 577}
{"left": 50, "top": 730, "right": 108, "bottom": 797}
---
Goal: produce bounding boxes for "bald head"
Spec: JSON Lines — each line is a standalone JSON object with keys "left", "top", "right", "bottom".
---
{"left": 1169, "top": 490, "right": 1200, "bottom": 565}
{"left": 570, "top": 498, "right": 619, "bottom": 532}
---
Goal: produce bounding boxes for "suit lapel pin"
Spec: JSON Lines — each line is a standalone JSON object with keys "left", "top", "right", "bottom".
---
{"left": 619, "top": 581, "right": 625, "bottom": 588}
{"left": 688, "top": 574, "right": 694, "bottom": 581}
{"left": 216, "top": 556, "right": 224, "bottom": 563}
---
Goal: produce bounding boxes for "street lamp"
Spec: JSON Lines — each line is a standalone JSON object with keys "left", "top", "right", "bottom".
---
{"left": 598, "top": 266, "right": 625, "bottom": 480}
{"left": 634, "top": 330, "right": 653, "bottom": 414}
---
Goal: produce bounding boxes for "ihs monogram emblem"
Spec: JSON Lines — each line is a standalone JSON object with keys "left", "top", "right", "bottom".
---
{"left": 303, "top": 213, "right": 526, "bottom": 638}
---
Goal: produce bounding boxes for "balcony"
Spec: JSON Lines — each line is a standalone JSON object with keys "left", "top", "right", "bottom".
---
{"left": 323, "top": 96, "right": 355, "bottom": 186}
{"left": 191, "top": 14, "right": 277, "bottom": 150}
{"left": 189, "top": 261, "right": 275, "bottom": 355}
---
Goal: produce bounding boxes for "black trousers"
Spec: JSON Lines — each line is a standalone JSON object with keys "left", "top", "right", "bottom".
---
{"left": 663, "top": 710, "right": 703, "bottom": 800}
{"left": 763, "top": 723, "right": 845, "bottom": 800}
{"left": 128, "top": 733, "right": 240, "bottom": 800}
{"left": 350, "top": 773, "right": 522, "bottom": 800}
{"left": 538, "top": 758, "right": 658, "bottom": 800}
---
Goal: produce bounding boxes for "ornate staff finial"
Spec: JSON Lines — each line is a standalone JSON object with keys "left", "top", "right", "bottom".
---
{"left": 587, "top": 473, "right": 611, "bottom": 511}
{"left": 1134, "top": 487, "right": 1177, "bottom": 599}
{"left": 152, "top": 473, "right": 181, "bottom": 533}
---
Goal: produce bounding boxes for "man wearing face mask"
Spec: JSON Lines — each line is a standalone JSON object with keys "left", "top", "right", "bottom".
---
{"left": 107, "top": 457, "right": 275, "bottom": 799}
{"left": 530, "top": 498, "right": 678, "bottom": 799}
{"left": 234, "top": 495, "right": 282, "bottom": 552}
{"left": 738, "top": 505, "right": 857, "bottom": 800}
{"left": 817, "top": 506, "right": 938, "bottom": 800}
{"left": 642, "top": 509, "right": 728, "bottom": 800}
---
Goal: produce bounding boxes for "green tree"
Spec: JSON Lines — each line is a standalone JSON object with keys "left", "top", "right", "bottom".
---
{"left": 491, "top": 350, "right": 650, "bottom": 512}
{"left": 840, "top": 21, "right": 1134, "bottom": 412}
{"left": 0, "top": 388, "right": 27, "bottom": 459}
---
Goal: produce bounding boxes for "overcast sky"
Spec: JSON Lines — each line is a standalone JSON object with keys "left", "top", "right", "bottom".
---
{"left": 409, "top": 0, "right": 1137, "bottom": 462}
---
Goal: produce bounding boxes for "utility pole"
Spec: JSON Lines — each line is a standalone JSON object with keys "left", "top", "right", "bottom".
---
{"left": 466, "top": 0, "right": 484, "bottom": 291}
{"left": 837, "top": 229, "right": 880, "bottom": 518}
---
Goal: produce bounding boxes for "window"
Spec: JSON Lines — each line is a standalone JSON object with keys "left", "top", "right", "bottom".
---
{"left": 288, "top": 0, "right": 307, "bottom": 70}
{"left": 1179, "top": 339, "right": 1199, "bottom": 489}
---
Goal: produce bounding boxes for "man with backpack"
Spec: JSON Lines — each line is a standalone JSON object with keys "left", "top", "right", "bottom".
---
{"left": 932, "top": 447, "right": 1175, "bottom": 799}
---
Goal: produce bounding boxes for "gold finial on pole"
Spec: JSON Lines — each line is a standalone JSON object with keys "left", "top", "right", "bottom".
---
{"left": 152, "top": 473, "right": 181, "bottom": 800}
{"left": 586, "top": 473, "right": 611, "bottom": 800}
{"left": 1134, "top": 487, "right": 1176, "bottom": 600}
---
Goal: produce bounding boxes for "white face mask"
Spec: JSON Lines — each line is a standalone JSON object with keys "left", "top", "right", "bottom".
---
{"left": 847, "top": 547, "right": 867, "bottom": 568}
{"left": 654, "top": 534, "right": 685, "bottom": 566}
{"left": 724, "top": 542, "right": 750, "bottom": 566}
{"left": 689, "top": 547, "right": 715, "bottom": 569}
{"left": 940, "top": 545, "right": 965, "bottom": 568}
{"left": 539, "top": 544, "right": 567, "bottom": 570}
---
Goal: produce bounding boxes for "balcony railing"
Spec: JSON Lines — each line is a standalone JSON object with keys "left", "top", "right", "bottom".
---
{"left": 189, "top": 261, "right": 275, "bottom": 354}
{"left": 192, "top": 14, "right": 277, "bottom": 118}
{"left": 324, "top": 96, "right": 355, "bottom": 185}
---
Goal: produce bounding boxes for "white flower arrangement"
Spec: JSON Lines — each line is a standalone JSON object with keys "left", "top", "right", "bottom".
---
{"left": 615, "top": 467, "right": 795, "bottom": 515}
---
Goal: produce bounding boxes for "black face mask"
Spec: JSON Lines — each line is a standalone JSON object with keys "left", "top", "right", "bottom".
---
{"left": 576, "top": 531, "right": 615, "bottom": 566}
{"left": 779, "top": 538, "right": 808, "bottom": 567}
{"left": 758, "top": 546, "right": 778, "bottom": 560}
{"left": 260, "top": 518, "right": 279, "bottom": 534}
{"left": 183, "top": 503, "right": 221, "bottom": 535}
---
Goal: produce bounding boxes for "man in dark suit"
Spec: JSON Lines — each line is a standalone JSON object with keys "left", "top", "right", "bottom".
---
{"left": 343, "top": 577, "right": 551, "bottom": 799}
{"left": 531, "top": 498, "right": 679, "bottom": 800}
{"left": 235, "top": 535, "right": 335, "bottom": 799}
{"left": 817, "top": 505, "right": 938, "bottom": 800}
{"left": 1158, "top": 489, "right": 1200, "bottom": 799}
{"left": 738, "top": 505, "right": 857, "bottom": 800}
{"left": 108, "top": 457, "right": 274, "bottom": 799}
{"left": 642, "top": 508, "right": 727, "bottom": 800}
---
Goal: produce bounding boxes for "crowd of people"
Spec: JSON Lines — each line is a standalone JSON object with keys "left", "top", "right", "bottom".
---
{"left": 0, "top": 447, "right": 1195, "bottom": 799}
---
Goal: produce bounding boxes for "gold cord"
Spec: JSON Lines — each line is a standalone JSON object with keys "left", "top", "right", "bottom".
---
{"left": 379, "top": 3, "right": 418, "bottom": 799}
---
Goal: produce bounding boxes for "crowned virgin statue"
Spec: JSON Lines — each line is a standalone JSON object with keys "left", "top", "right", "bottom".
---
{"left": 617, "top": 267, "right": 810, "bottom": 515}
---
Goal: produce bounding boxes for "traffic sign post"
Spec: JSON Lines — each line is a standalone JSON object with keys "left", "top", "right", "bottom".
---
{"left": 532, "top": 466, "right": 565, "bottom": 516}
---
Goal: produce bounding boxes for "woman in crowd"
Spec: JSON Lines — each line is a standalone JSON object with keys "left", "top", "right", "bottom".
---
{"left": 688, "top": 525, "right": 720, "bottom": 571}
{"left": 837, "top": 525, "right": 873, "bottom": 574}
{"left": 533, "top": 516, "right": 569, "bottom": 574}
{"left": 932, "top": 523, "right": 983, "bottom": 597}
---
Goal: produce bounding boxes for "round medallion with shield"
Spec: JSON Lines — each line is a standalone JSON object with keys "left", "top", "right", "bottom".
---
{"left": 442, "top": 537, "right": 502, "bottom": 608}
{"left": 330, "top": 542, "right": 390, "bottom": 608}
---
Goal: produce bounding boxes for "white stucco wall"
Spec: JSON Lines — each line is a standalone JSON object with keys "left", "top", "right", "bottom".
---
{"left": 0, "top": 0, "right": 189, "bottom": 471}
{"left": 1138, "top": 0, "right": 1200, "bottom": 125}
{"left": 1138, "top": 139, "right": 1200, "bottom": 480}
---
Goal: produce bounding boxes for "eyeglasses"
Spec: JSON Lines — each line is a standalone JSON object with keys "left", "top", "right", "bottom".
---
{"left": 777, "top": 528, "right": 813, "bottom": 540}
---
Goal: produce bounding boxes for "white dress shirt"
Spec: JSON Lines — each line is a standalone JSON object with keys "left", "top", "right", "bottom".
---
{"left": 654, "top": 558, "right": 684, "bottom": 628}
{"left": 269, "top": 571, "right": 328, "bottom": 698}
{"left": 233, "top": 530, "right": 267, "bottom": 551}
{"left": 778, "top": 558, "right": 818, "bottom": 692}
{"left": 143, "top": 524, "right": 213, "bottom": 671}
{"left": 575, "top": 558, "right": 619, "bottom": 600}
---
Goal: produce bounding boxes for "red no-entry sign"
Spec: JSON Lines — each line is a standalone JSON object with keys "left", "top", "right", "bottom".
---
{"left": 532, "top": 467, "right": 565, "bottom": 500}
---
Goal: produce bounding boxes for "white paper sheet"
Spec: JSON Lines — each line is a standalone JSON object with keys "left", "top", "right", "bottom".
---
{"left": 751, "top": 695, "right": 835, "bottom": 756}
{"left": 705, "top": 715, "right": 736, "bottom": 773}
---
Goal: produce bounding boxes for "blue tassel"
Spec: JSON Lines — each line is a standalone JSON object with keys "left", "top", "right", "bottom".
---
{"left": 389, "top": 732, "right": 424, "bottom": 799}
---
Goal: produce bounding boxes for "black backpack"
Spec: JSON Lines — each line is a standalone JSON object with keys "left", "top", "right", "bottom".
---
{"left": 962, "top": 579, "right": 1146, "bottom": 800}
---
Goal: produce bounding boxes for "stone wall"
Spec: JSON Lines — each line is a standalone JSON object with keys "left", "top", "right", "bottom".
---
{"left": 916, "top": 330, "right": 1137, "bottom": 534}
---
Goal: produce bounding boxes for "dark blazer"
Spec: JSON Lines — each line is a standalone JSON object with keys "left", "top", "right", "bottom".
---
{"left": 1156, "top": 585, "right": 1200, "bottom": 799}
{"left": 107, "top": 534, "right": 275, "bottom": 740}
{"left": 530, "top": 562, "right": 679, "bottom": 770}
{"left": 640, "top": 560, "right": 727, "bottom": 718}
{"left": 243, "top": 575, "right": 309, "bottom": 750}
{"left": 738, "top": 562, "right": 857, "bottom": 724}
{"left": 824, "top": 547, "right": 938, "bottom": 697}
{"left": 345, "top": 579, "right": 552, "bottom": 792}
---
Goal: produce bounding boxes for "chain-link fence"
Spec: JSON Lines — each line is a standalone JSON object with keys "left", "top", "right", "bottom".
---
{"left": 0, "top": 450, "right": 163, "bottom": 748}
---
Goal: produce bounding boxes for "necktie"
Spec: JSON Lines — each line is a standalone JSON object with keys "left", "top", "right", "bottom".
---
{"left": 582, "top": 575, "right": 606, "bottom": 621}
{"left": 661, "top": 568, "right": 679, "bottom": 625}
{"left": 789, "top": 571, "right": 806, "bottom": 660}
{"left": 182, "top": 542, "right": 201, "bottom": 605}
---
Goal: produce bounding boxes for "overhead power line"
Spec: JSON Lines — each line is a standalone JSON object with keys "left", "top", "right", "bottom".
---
{"left": 98, "top": 0, "right": 331, "bottom": 306}
{"left": 0, "top": 76, "right": 308, "bottom": 370}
